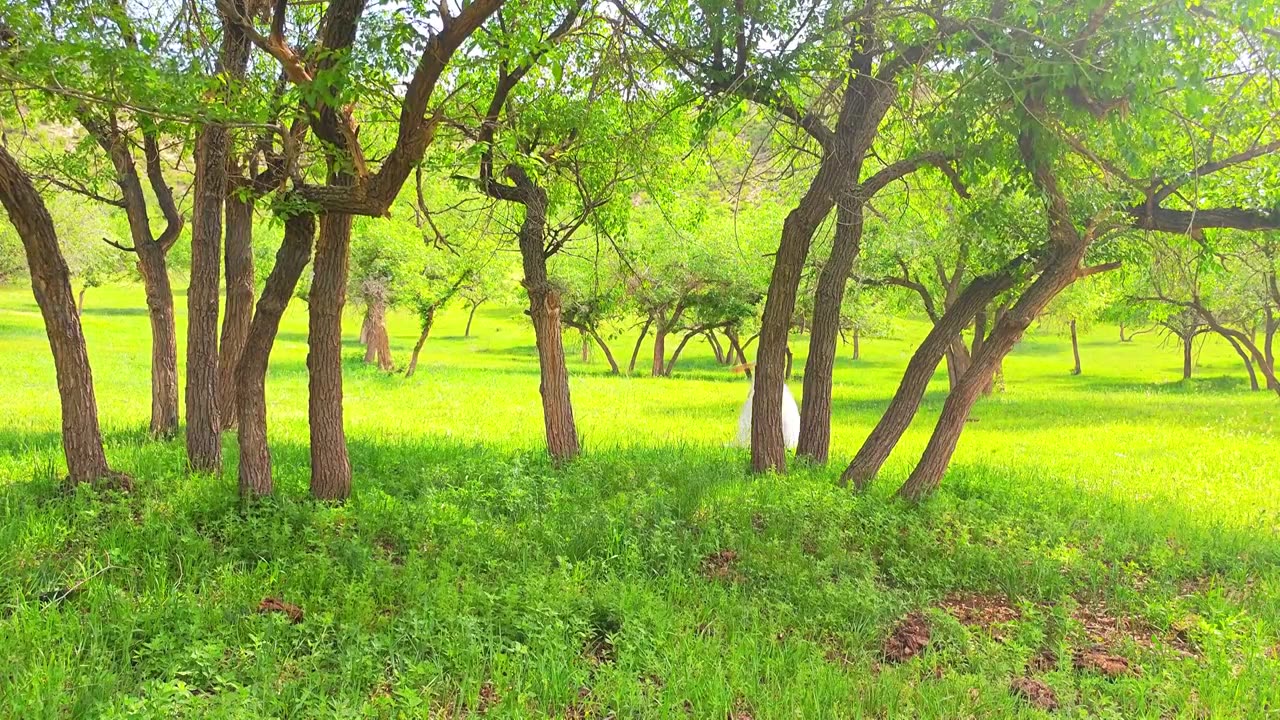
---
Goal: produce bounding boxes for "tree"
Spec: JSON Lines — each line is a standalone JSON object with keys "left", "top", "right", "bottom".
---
{"left": 0, "top": 143, "right": 122, "bottom": 487}
{"left": 1041, "top": 271, "right": 1115, "bottom": 375}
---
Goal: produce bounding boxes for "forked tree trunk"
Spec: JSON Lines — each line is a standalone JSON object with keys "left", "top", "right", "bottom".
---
{"left": 465, "top": 300, "right": 483, "bottom": 336}
{"left": 1070, "top": 319, "right": 1082, "bottom": 375}
{"left": 237, "top": 213, "right": 315, "bottom": 498}
{"left": 405, "top": 308, "right": 434, "bottom": 378}
{"left": 514, "top": 180, "right": 578, "bottom": 462}
{"left": 137, "top": 244, "right": 179, "bottom": 437}
{"left": 1119, "top": 323, "right": 1129, "bottom": 342}
{"left": 897, "top": 246, "right": 1087, "bottom": 503}
{"left": 217, "top": 191, "right": 255, "bottom": 430}
{"left": 1182, "top": 334, "right": 1193, "bottom": 379}
{"left": 185, "top": 124, "right": 228, "bottom": 472}
{"left": 798, "top": 200, "right": 863, "bottom": 463}
{"left": 628, "top": 317, "right": 651, "bottom": 374}
{"left": 0, "top": 145, "right": 115, "bottom": 486}
{"left": 309, "top": 211, "right": 354, "bottom": 501}
{"left": 841, "top": 267, "right": 1016, "bottom": 489}
{"left": 706, "top": 330, "right": 726, "bottom": 364}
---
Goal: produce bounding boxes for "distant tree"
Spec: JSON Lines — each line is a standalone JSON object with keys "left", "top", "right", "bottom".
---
{"left": 1041, "top": 272, "right": 1116, "bottom": 376}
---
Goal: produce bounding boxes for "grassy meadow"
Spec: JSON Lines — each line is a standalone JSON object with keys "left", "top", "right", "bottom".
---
{"left": 1, "top": 282, "right": 1278, "bottom": 718}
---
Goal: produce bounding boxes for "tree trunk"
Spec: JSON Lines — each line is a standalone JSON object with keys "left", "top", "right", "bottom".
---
{"left": 751, "top": 169, "right": 841, "bottom": 473}
{"left": 308, "top": 211, "right": 354, "bottom": 501}
{"left": 1070, "top": 318, "right": 1082, "bottom": 375}
{"left": 706, "top": 330, "right": 726, "bottom": 364}
{"left": 853, "top": 329, "right": 860, "bottom": 361}
{"left": 973, "top": 308, "right": 992, "bottom": 395}
{"left": 726, "top": 327, "right": 748, "bottom": 366}
{"left": 137, "top": 244, "right": 179, "bottom": 437}
{"left": 797, "top": 200, "right": 863, "bottom": 463}
{"left": 785, "top": 346, "right": 794, "bottom": 380}
{"left": 1224, "top": 334, "right": 1260, "bottom": 391}
{"left": 841, "top": 266, "right": 1017, "bottom": 489}
{"left": 1182, "top": 334, "right": 1193, "bottom": 379}
{"left": 1265, "top": 308, "right": 1277, "bottom": 389}
{"left": 897, "top": 247, "right": 1087, "bottom": 503}
{"left": 945, "top": 340, "right": 972, "bottom": 391}
{"left": 651, "top": 328, "right": 667, "bottom": 376}
{"left": 465, "top": 300, "right": 482, "bottom": 336}
{"left": 664, "top": 329, "right": 702, "bottom": 376}
{"left": 589, "top": 328, "right": 620, "bottom": 374}
{"left": 237, "top": 213, "right": 315, "bottom": 498}
{"left": 185, "top": 124, "right": 228, "bottom": 472}
{"left": 363, "top": 309, "right": 378, "bottom": 363}
{"left": 77, "top": 287, "right": 86, "bottom": 314}
{"left": 581, "top": 330, "right": 591, "bottom": 363}
{"left": 1119, "top": 322, "right": 1129, "bottom": 342}
{"left": 217, "top": 191, "right": 255, "bottom": 430}
{"left": 515, "top": 183, "right": 578, "bottom": 462}
{"left": 405, "top": 308, "right": 434, "bottom": 378}
{"left": 0, "top": 144, "right": 116, "bottom": 486}
{"left": 628, "top": 317, "right": 652, "bottom": 375}
{"left": 186, "top": 8, "right": 250, "bottom": 471}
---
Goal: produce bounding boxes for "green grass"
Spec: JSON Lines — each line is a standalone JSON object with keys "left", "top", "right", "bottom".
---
{"left": 1, "top": 282, "right": 1278, "bottom": 719}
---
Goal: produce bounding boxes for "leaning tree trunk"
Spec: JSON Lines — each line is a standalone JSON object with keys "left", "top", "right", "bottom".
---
{"left": 628, "top": 317, "right": 652, "bottom": 375}
{"left": 752, "top": 163, "right": 841, "bottom": 473}
{"left": 185, "top": 124, "right": 228, "bottom": 472}
{"left": 405, "top": 308, "right": 435, "bottom": 378}
{"left": 589, "top": 328, "right": 620, "bottom": 375}
{"left": 1224, "top": 334, "right": 1260, "bottom": 391}
{"left": 308, "top": 211, "right": 354, "bottom": 501}
{"left": 663, "top": 329, "right": 702, "bottom": 376}
{"left": 137, "top": 243, "right": 179, "bottom": 437}
{"left": 465, "top": 300, "right": 482, "bottom": 337}
{"left": 973, "top": 308, "right": 992, "bottom": 395}
{"left": 217, "top": 191, "right": 255, "bottom": 430}
{"left": 237, "top": 213, "right": 315, "bottom": 498}
{"left": 841, "top": 267, "right": 1016, "bottom": 489}
{"left": 0, "top": 145, "right": 116, "bottom": 486}
{"left": 1069, "top": 318, "right": 1082, "bottom": 375}
{"left": 515, "top": 183, "right": 579, "bottom": 462}
{"left": 798, "top": 200, "right": 863, "bottom": 463}
{"left": 897, "top": 249, "right": 1086, "bottom": 502}
{"left": 706, "top": 329, "right": 726, "bottom": 364}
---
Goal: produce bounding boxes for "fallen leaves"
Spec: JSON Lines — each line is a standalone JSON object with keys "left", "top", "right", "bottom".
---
{"left": 1010, "top": 676, "right": 1059, "bottom": 711}
{"left": 883, "top": 612, "right": 931, "bottom": 663}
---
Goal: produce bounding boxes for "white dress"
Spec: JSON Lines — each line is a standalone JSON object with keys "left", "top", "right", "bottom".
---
{"left": 732, "top": 376, "right": 801, "bottom": 449}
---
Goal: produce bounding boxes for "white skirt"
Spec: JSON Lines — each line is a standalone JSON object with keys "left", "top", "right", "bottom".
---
{"left": 732, "top": 377, "right": 800, "bottom": 449}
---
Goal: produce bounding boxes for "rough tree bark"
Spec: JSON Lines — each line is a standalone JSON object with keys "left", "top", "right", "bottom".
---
{"left": 187, "top": 4, "right": 250, "bottom": 471}
{"left": 217, "top": 188, "right": 255, "bottom": 429}
{"left": 0, "top": 145, "right": 116, "bottom": 486}
{"left": 309, "top": 211, "right": 355, "bottom": 500}
{"left": 840, "top": 264, "right": 1019, "bottom": 488}
{"left": 361, "top": 297, "right": 394, "bottom": 371}
{"left": 797, "top": 200, "right": 863, "bottom": 463}
{"left": 511, "top": 171, "right": 579, "bottom": 462}
{"left": 236, "top": 213, "right": 315, "bottom": 497}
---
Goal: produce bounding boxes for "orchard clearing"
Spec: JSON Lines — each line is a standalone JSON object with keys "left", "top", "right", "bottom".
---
{"left": 1, "top": 284, "right": 1278, "bottom": 718}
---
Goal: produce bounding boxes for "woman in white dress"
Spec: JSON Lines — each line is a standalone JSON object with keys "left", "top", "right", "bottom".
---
{"left": 730, "top": 363, "right": 800, "bottom": 449}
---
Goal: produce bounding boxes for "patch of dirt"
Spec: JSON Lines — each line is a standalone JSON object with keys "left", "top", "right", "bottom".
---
{"left": 941, "top": 592, "right": 1020, "bottom": 630}
{"left": 883, "top": 612, "right": 931, "bottom": 663}
{"left": 751, "top": 513, "right": 766, "bottom": 532}
{"left": 1009, "top": 676, "right": 1058, "bottom": 711}
{"left": 729, "top": 698, "right": 755, "bottom": 720}
{"left": 1073, "top": 648, "right": 1137, "bottom": 678}
{"left": 1073, "top": 602, "right": 1195, "bottom": 656}
{"left": 257, "top": 597, "right": 303, "bottom": 623}
{"left": 700, "top": 549, "right": 741, "bottom": 582}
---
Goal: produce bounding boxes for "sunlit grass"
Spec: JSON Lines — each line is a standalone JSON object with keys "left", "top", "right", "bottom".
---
{"left": 1, "top": 283, "right": 1277, "bottom": 718}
